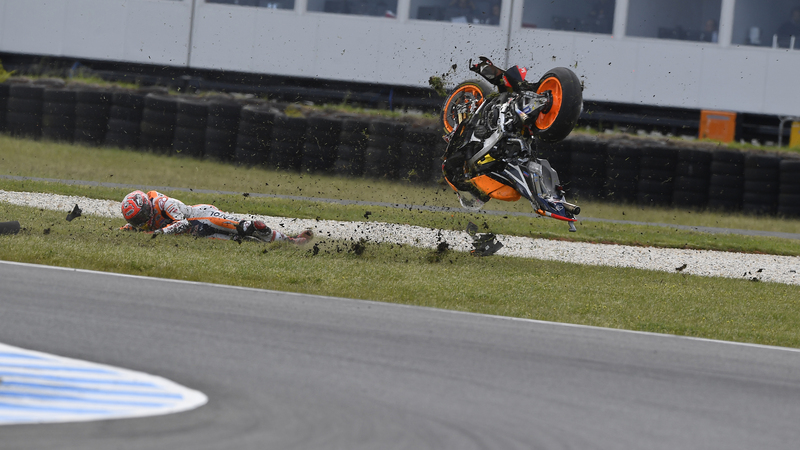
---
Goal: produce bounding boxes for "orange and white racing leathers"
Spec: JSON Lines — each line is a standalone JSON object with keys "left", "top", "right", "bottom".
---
{"left": 120, "top": 190, "right": 295, "bottom": 242}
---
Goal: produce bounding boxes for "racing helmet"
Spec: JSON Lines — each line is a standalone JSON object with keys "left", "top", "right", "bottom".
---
{"left": 121, "top": 190, "right": 152, "bottom": 228}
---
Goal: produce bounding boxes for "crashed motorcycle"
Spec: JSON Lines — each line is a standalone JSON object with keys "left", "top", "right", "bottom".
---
{"left": 440, "top": 57, "right": 583, "bottom": 231}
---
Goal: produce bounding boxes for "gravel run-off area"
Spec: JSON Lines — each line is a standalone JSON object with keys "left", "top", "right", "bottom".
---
{"left": 2, "top": 190, "right": 799, "bottom": 286}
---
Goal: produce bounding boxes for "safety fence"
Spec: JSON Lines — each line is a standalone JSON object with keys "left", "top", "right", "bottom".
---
{"left": 1, "top": 78, "right": 799, "bottom": 217}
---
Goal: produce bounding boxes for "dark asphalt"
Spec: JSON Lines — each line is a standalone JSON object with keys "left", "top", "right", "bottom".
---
{"left": 2, "top": 261, "right": 800, "bottom": 449}
{"left": 5, "top": 175, "right": 800, "bottom": 240}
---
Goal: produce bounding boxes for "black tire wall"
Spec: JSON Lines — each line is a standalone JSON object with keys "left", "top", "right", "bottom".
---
{"left": 236, "top": 105, "right": 274, "bottom": 166}
{"left": 42, "top": 88, "right": 76, "bottom": 142}
{"left": 7, "top": 84, "right": 44, "bottom": 138}
{"left": 73, "top": 89, "right": 112, "bottom": 146}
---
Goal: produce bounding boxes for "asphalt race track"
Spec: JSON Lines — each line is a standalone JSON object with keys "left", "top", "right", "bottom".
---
{"left": 2, "top": 261, "right": 800, "bottom": 449}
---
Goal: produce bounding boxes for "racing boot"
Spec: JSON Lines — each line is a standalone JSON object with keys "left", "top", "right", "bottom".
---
{"left": 236, "top": 220, "right": 274, "bottom": 242}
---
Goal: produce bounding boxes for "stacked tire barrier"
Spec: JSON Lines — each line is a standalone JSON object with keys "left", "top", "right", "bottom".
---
{"left": 173, "top": 97, "right": 208, "bottom": 158}
{"left": 333, "top": 118, "right": 369, "bottom": 177}
{"left": 140, "top": 94, "right": 178, "bottom": 154}
{"left": 4, "top": 79, "right": 800, "bottom": 216}
{"left": 364, "top": 120, "right": 405, "bottom": 179}
{"left": 269, "top": 115, "right": 306, "bottom": 171}
{"left": 7, "top": 84, "right": 44, "bottom": 138}
{"left": 604, "top": 140, "right": 639, "bottom": 203}
{"left": 637, "top": 143, "right": 677, "bottom": 206}
{"left": 73, "top": 89, "right": 112, "bottom": 146}
{"left": 301, "top": 116, "right": 341, "bottom": 173}
{"left": 106, "top": 91, "right": 147, "bottom": 149}
{"left": 0, "top": 83, "right": 9, "bottom": 132}
{"left": 568, "top": 137, "right": 606, "bottom": 200}
{"left": 672, "top": 148, "right": 712, "bottom": 208}
{"left": 399, "top": 124, "right": 441, "bottom": 183}
{"left": 779, "top": 160, "right": 800, "bottom": 217}
{"left": 41, "top": 87, "right": 76, "bottom": 142}
{"left": 236, "top": 105, "right": 274, "bottom": 166}
{"left": 537, "top": 140, "right": 571, "bottom": 189}
{"left": 742, "top": 154, "right": 781, "bottom": 214}
{"left": 708, "top": 150, "right": 745, "bottom": 211}
{"left": 205, "top": 100, "right": 241, "bottom": 162}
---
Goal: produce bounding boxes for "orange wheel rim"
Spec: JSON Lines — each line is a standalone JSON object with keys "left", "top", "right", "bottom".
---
{"left": 443, "top": 85, "right": 485, "bottom": 133}
{"left": 535, "top": 77, "right": 563, "bottom": 130}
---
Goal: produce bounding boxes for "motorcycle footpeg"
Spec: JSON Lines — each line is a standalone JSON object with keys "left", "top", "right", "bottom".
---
{"left": 568, "top": 222, "right": 577, "bottom": 232}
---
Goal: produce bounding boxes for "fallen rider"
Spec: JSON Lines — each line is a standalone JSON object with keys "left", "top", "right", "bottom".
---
{"left": 120, "top": 190, "right": 312, "bottom": 244}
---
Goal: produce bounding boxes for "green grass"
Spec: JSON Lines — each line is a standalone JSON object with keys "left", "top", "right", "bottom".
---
{"left": 2, "top": 202, "right": 800, "bottom": 348}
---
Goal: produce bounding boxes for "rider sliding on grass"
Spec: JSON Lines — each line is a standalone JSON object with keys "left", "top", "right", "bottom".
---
{"left": 120, "top": 190, "right": 313, "bottom": 244}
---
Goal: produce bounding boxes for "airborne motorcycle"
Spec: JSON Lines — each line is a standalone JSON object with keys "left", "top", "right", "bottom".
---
{"left": 440, "top": 57, "right": 583, "bottom": 231}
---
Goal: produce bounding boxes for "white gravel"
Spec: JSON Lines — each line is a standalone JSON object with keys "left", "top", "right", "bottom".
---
{"left": 2, "top": 190, "right": 799, "bottom": 286}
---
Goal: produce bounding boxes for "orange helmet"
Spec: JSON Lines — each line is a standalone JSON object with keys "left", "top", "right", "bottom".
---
{"left": 121, "top": 190, "right": 152, "bottom": 228}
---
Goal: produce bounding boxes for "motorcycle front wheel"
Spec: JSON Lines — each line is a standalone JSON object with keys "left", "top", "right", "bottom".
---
{"left": 533, "top": 67, "right": 583, "bottom": 143}
{"left": 441, "top": 79, "right": 493, "bottom": 134}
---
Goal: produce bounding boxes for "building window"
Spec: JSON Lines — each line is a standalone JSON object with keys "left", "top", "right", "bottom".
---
{"left": 206, "top": 0, "right": 295, "bottom": 10}
{"left": 520, "top": 0, "right": 614, "bottom": 34}
{"left": 627, "top": 0, "right": 721, "bottom": 42}
{"left": 732, "top": 0, "right": 800, "bottom": 48}
{"left": 410, "top": 0, "right": 502, "bottom": 25}
{"left": 307, "top": 0, "right": 398, "bottom": 17}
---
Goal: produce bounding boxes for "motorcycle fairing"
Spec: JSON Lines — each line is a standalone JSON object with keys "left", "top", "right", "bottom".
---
{"left": 470, "top": 175, "right": 521, "bottom": 201}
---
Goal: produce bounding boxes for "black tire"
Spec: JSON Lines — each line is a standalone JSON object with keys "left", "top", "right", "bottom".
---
{"left": 710, "top": 160, "right": 744, "bottom": 175}
{"left": 238, "top": 120, "right": 272, "bottom": 139}
{"left": 75, "top": 103, "right": 110, "bottom": 121}
{"left": 109, "top": 105, "right": 142, "bottom": 122}
{"left": 709, "top": 173, "right": 744, "bottom": 188}
{"left": 675, "top": 160, "right": 711, "bottom": 177}
{"left": 43, "top": 102, "right": 76, "bottom": 116}
{"left": 712, "top": 149, "right": 744, "bottom": 164}
{"left": 674, "top": 176, "right": 709, "bottom": 192}
{"left": 6, "top": 111, "right": 42, "bottom": 137}
{"left": 532, "top": 67, "right": 583, "bottom": 143}
{"left": 43, "top": 89, "right": 76, "bottom": 103}
{"left": 107, "top": 119, "right": 141, "bottom": 136}
{"left": 8, "top": 97, "right": 43, "bottom": 114}
{"left": 306, "top": 116, "right": 342, "bottom": 147}
{"left": 363, "top": 146, "right": 397, "bottom": 179}
{"left": 235, "top": 134, "right": 270, "bottom": 166}
{"left": 672, "top": 190, "right": 708, "bottom": 208}
{"left": 145, "top": 94, "right": 179, "bottom": 112}
{"left": 206, "top": 127, "right": 238, "bottom": 145}
{"left": 677, "top": 148, "right": 713, "bottom": 163}
{"left": 42, "top": 126, "right": 74, "bottom": 142}
{"left": 177, "top": 98, "right": 209, "bottom": 116}
{"left": 301, "top": 143, "right": 337, "bottom": 173}
{"left": 41, "top": 114, "right": 74, "bottom": 129}
{"left": 75, "top": 90, "right": 112, "bottom": 104}
{"left": 142, "top": 109, "right": 177, "bottom": 125}
{"left": 176, "top": 112, "right": 207, "bottom": 130}
{"left": 441, "top": 79, "right": 493, "bottom": 134}
{"left": 9, "top": 85, "right": 44, "bottom": 100}
{"left": 112, "top": 91, "right": 147, "bottom": 109}
{"left": 780, "top": 182, "right": 800, "bottom": 195}
{"left": 105, "top": 131, "right": 139, "bottom": 149}
{"left": 744, "top": 166, "right": 780, "bottom": 183}
{"left": 269, "top": 141, "right": 302, "bottom": 171}
{"left": 638, "top": 179, "right": 674, "bottom": 197}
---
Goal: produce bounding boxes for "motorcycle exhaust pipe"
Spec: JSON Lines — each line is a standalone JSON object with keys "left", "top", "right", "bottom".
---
{"left": 562, "top": 202, "right": 581, "bottom": 216}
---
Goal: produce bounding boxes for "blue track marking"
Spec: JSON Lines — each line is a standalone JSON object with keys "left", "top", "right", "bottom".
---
{"left": 0, "top": 343, "right": 207, "bottom": 425}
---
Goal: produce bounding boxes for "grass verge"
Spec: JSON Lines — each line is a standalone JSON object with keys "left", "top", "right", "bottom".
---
{"left": 2, "top": 202, "right": 799, "bottom": 348}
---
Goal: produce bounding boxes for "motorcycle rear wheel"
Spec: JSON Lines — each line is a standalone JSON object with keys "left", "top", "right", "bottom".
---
{"left": 441, "top": 79, "right": 493, "bottom": 134}
{"left": 533, "top": 67, "right": 583, "bottom": 143}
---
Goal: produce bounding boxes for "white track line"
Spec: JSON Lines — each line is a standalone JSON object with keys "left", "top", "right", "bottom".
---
{"left": 0, "top": 343, "right": 207, "bottom": 425}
